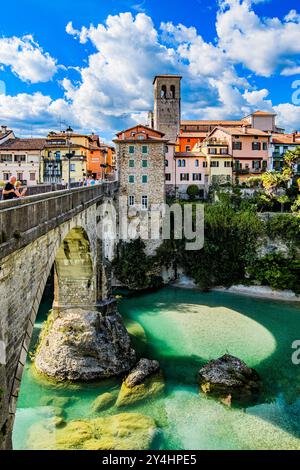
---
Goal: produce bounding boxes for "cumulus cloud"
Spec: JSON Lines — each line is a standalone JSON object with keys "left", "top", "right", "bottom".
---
{"left": 1, "top": 4, "right": 300, "bottom": 136}
{"left": 0, "top": 35, "right": 58, "bottom": 83}
{"left": 217, "top": 1, "right": 300, "bottom": 77}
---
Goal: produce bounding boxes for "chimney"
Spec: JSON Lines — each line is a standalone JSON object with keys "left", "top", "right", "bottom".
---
{"left": 292, "top": 131, "right": 297, "bottom": 143}
{"left": 1, "top": 125, "right": 7, "bottom": 134}
{"left": 242, "top": 125, "right": 248, "bottom": 134}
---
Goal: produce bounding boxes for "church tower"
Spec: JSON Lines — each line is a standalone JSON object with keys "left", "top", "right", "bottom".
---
{"left": 153, "top": 75, "right": 182, "bottom": 143}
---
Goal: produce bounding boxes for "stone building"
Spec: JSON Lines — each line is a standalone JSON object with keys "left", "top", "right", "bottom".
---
{"left": 114, "top": 125, "right": 168, "bottom": 252}
{"left": 153, "top": 75, "right": 182, "bottom": 144}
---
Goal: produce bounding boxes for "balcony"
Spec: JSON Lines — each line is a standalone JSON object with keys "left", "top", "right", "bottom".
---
{"left": 204, "top": 138, "right": 228, "bottom": 146}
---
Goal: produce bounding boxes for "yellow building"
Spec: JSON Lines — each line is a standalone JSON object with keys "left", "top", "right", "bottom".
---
{"left": 201, "top": 136, "right": 233, "bottom": 186}
{"left": 42, "top": 131, "right": 91, "bottom": 184}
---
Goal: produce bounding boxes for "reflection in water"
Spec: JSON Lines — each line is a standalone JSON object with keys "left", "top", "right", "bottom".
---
{"left": 13, "top": 287, "right": 300, "bottom": 450}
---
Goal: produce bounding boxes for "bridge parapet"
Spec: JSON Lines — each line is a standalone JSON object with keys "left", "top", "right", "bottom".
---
{"left": 0, "top": 182, "right": 118, "bottom": 260}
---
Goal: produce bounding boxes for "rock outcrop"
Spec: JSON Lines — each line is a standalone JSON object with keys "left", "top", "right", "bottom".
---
{"left": 27, "top": 413, "right": 157, "bottom": 450}
{"left": 116, "top": 358, "right": 165, "bottom": 407}
{"left": 199, "top": 354, "right": 261, "bottom": 404}
{"left": 34, "top": 308, "right": 136, "bottom": 382}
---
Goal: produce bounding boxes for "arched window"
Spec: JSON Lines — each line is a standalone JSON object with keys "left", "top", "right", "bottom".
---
{"left": 161, "top": 85, "right": 167, "bottom": 98}
{"left": 178, "top": 159, "right": 181, "bottom": 167}
{"left": 182, "top": 159, "right": 186, "bottom": 167}
{"left": 170, "top": 85, "right": 175, "bottom": 99}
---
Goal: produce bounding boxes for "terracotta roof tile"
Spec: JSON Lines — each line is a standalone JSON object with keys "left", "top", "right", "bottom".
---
{"left": 0, "top": 138, "right": 46, "bottom": 151}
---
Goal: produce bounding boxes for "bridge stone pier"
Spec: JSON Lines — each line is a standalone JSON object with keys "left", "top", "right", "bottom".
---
{"left": 0, "top": 183, "right": 118, "bottom": 449}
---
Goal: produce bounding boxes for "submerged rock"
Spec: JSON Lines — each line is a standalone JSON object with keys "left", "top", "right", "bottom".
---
{"left": 34, "top": 308, "right": 136, "bottom": 382}
{"left": 198, "top": 354, "right": 261, "bottom": 404}
{"left": 116, "top": 359, "right": 164, "bottom": 407}
{"left": 125, "top": 358, "right": 160, "bottom": 388}
{"left": 27, "top": 413, "right": 156, "bottom": 450}
{"left": 91, "top": 392, "right": 117, "bottom": 413}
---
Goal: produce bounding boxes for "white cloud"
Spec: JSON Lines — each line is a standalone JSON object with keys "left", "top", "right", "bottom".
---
{"left": 281, "top": 66, "right": 300, "bottom": 76}
{"left": 0, "top": 35, "right": 58, "bottom": 83}
{"left": 274, "top": 103, "right": 300, "bottom": 132}
{"left": 1, "top": 6, "right": 300, "bottom": 137}
{"left": 217, "top": 1, "right": 300, "bottom": 77}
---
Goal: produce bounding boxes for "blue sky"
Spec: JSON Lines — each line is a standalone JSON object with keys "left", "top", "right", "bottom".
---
{"left": 0, "top": 0, "right": 300, "bottom": 141}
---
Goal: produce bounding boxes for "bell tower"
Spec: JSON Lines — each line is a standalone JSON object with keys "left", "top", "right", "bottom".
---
{"left": 153, "top": 75, "right": 182, "bottom": 143}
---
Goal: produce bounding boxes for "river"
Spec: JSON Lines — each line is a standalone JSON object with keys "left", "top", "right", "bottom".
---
{"left": 13, "top": 287, "right": 300, "bottom": 450}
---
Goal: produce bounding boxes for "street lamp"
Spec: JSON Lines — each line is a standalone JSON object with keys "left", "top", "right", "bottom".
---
{"left": 65, "top": 126, "right": 73, "bottom": 190}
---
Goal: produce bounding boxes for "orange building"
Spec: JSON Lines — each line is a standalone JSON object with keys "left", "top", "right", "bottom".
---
{"left": 87, "top": 134, "right": 116, "bottom": 180}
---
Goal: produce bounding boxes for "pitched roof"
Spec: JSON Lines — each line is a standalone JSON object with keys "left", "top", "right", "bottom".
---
{"left": 0, "top": 138, "right": 46, "bottom": 151}
{"left": 251, "top": 110, "right": 276, "bottom": 116}
{"left": 175, "top": 151, "right": 206, "bottom": 157}
{"left": 271, "top": 133, "right": 300, "bottom": 145}
{"left": 181, "top": 120, "right": 250, "bottom": 127}
{"left": 116, "top": 124, "right": 165, "bottom": 137}
{"left": 213, "top": 127, "right": 270, "bottom": 137}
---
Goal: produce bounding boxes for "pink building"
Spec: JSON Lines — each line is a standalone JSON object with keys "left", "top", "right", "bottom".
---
{"left": 165, "top": 144, "right": 207, "bottom": 198}
{"left": 207, "top": 127, "right": 270, "bottom": 181}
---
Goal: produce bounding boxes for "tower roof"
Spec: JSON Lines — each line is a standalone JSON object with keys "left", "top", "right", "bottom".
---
{"left": 153, "top": 75, "right": 182, "bottom": 84}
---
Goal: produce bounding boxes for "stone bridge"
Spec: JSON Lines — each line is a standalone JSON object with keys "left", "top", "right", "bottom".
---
{"left": 0, "top": 183, "right": 118, "bottom": 449}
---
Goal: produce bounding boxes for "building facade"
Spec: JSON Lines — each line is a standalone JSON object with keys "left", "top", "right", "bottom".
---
{"left": 0, "top": 138, "right": 45, "bottom": 185}
{"left": 114, "top": 124, "right": 167, "bottom": 210}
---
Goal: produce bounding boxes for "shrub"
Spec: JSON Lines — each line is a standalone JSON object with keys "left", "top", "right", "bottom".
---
{"left": 247, "top": 254, "right": 300, "bottom": 292}
{"left": 186, "top": 185, "right": 200, "bottom": 201}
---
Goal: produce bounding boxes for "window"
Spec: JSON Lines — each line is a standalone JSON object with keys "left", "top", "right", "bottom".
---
{"left": 165, "top": 159, "right": 168, "bottom": 167}
{"left": 195, "top": 159, "right": 199, "bottom": 167}
{"left": 128, "top": 175, "right": 135, "bottom": 183}
{"left": 208, "top": 148, "right": 217, "bottom": 155}
{"left": 262, "top": 142, "right": 268, "bottom": 151}
{"left": 203, "top": 161, "right": 208, "bottom": 168}
{"left": 187, "top": 139, "right": 191, "bottom": 143}
{"left": 193, "top": 173, "right": 201, "bottom": 181}
{"left": 0, "top": 154, "right": 13, "bottom": 162}
{"left": 129, "top": 160, "right": 135, "bottom": 168}
{"left": 180, "top": 173, "right": 189, "bottom": 181}
{"left": 165, "top": 173, "right": 171, "bottom": 181}
{"left": 170, "top": 85, "right": 175, "bottom": 99}
{"left": 233, "top": 142, "right": 242, "bottom": 150}
{"left": 142, "top": 145, "right": 148, "bottom": 154}
{"left": 14, "top": 155, "right": 26, "bottom": 163}
{"left": 142, "top": 160, "right": 148, "bottom": 168}
{"left": 186, "top": 146, "right": 191, "bottom": 152}
{"left": 30, "top": 173, "right": 36, "bottom": 181}
{"left": 3, "top": 172, "right": 10, "bottom": 181}
{"left": 182, "top": 159, "right": 186, "bottom": 167}
{"left": 178, "top": 159, "right": 182, "bottom": 167}
{"left": 55, "top": 151, "right": 61, "bottom": 160}
{"left": 262, "top": 160, "right": 268, "bottom": 169}
{"left": 137, "top": 135, "right": 145, "bottom": 140}
{"left": 128, "top": 196, "right": 135, "bottom": 206}
{"left": 224, "top": 161, "right": 232, "bottom": 167}
{"left": 161, "top": 85, "right": 167, "bottom": 98}
{"left": 129, "top": 145, "right": 135, "bottom": 154}
{"left": 220, "top": 148, "right": 227, "bottom": 155}
{"left": 210, "top": 161, "right": 219, "bottom": 167}
{"left": 252, "top": 161, "right": 261, "bottom": 170}
{"left": 252, "top": 142, "right": 261, "bottom": 151}
{"left": 141, "top": 195, "right": 148, "bottom": 210}
{"left": 70, "top": 164, "right": 76, "bottom": 172}
{"left": 142, "top": 175, "right": 148, "bottom": 184}
{"left": 17, "top": 173, "right": 23, "bottom": 181}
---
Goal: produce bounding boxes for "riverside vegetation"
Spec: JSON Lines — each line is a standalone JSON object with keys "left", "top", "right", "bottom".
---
{"left": 114, "top": 148, "right": 300, "bottom": 293}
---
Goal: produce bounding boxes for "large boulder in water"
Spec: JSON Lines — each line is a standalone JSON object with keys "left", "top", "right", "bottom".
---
{"left": 198, "top": 354, "right": 261, "bottom": 404}
{"left": 116, "top": 358, "right": 165, "bottom": 407}
{"left": 34, "top": 308, "right": 136, "bottom": 382}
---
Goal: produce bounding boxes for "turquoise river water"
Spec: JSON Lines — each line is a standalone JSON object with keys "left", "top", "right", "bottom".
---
{"left": 13, "top": 287, "right": 300, "bottom": 450}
